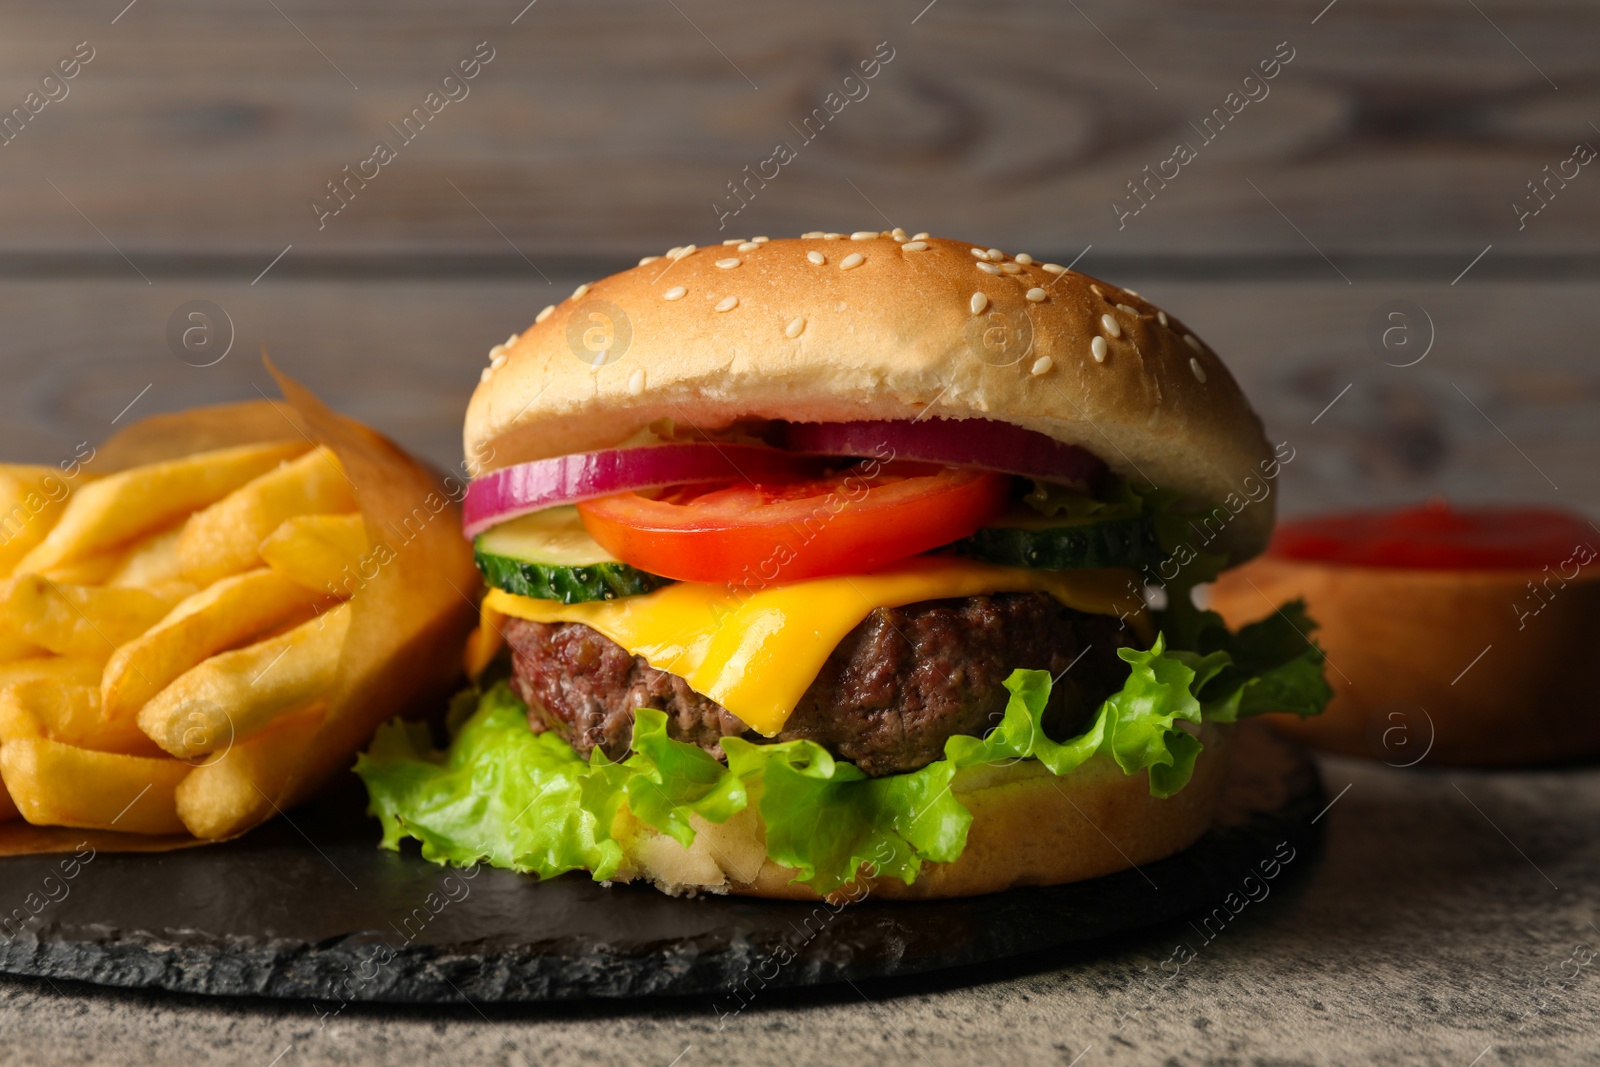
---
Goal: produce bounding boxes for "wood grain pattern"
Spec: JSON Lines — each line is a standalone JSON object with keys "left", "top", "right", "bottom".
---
{"left": 0, "top": 0, "right": 1595, "bottom": 260}
{"left": 0, "top": 275, "right": 1591, "bottom": 518}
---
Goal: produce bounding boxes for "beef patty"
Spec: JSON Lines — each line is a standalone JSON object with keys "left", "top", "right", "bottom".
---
{"left": 503, "top": 592, "right": 1138, "bottom": 777}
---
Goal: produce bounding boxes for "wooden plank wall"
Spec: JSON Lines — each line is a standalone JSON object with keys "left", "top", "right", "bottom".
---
{"left": 0, "top": 0, "right": 1594, "bottom": 520}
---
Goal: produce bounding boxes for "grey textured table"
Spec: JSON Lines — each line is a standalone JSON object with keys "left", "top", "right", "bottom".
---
{"left": 1, "top": 750, "right": 1594, "bottom": 1067}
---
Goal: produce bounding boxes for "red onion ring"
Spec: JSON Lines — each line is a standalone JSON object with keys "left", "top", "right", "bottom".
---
{"left": 779, "top": 419, "right": 1105, "bottom": 486}
{"left": 462, "top": 443, "right": 811, "bottom": 539}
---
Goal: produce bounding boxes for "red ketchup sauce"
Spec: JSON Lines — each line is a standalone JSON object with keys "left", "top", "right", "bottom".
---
{"left": 1270, "top": 500, "right": 1599, "bottom": 569}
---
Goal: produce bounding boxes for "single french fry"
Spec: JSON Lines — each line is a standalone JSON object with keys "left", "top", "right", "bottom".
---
{"left": 0, "top": 575, "right": 187, "bottom": 661}
{"left": 0, "top": 681, "right": 162, "bottom": 757}
{"left": 0, "top": 737, "right": 189, "bottom": 835}
{"left": 259, "top": 513, "right": 368, "bottom": 597}
{"left": 0, "top": 656, "right": 103, "bottom": 692}
{"left": 0, "top": 630, "right": 46, "bottom": 663}
{"left": 138, "top": 602, "right": 350, "bottom": 759}
{"left": 13, "top": 441, "right": 307, "bottom": 575}
{"left": 178, "top": 446, "right": 355, "bottom": 586}
{"left": 0, "top": 465, "right": 82, "bottom": 579}
{"left": 175, "top": 703, "right": 326, "bottom": 839}
{"left": 105, "top": 525, "right": 186, "bottom": 588}
{"left": 40, "top": 547, "right": 128, "bottom": 587}
{"left": 101, "top": 568, "right": 326, "bottom": 722}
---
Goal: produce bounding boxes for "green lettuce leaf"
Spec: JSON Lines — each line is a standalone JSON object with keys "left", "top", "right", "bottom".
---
{"left": 354, "top": 627, "right": 1254, "bottom": 893}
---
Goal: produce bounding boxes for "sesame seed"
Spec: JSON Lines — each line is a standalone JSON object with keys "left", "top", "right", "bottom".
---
{"left": 1101, "top": 313, "right": 1122, "bottom": 339}
{"left": 1157, "top": 310, "right": 1169, "bottom": 326}
{"left": 912, "top": 232, "right": 930, "bottom": 241}
{"left": 738, "top": 242, "right": 759, "bottom": 252}
{"left": 535, "top": 304, "right": 555, "bottom": 324}
{"left": 1031, "top": 356, "right": 1054, "bottom": 376}
{"left": 506, "top": 333, "right": 519, "bottom": 347}
{"left": 1125, "top": 288, "right": 1140, "bottom": 297}
{"left": 666, "top": 246, "right": 683, "bottom": 258}
{"left": 715, "top": 296, "right": 739, "bottom": 312}
{"left": 824, "top": 232, "right": 844, "bottom": 240}
{"left": 1025, "top": 287, "right": 1047, "bottom": 303}
{"left": 1090, "top": 285, "right": 1104, "bottom": 298}
{"left": 1184, "top": 333, "right": 1203, "bottom": 354}
{"left": 664, "top": 286, "right": 686, "bottom": 300}
{"left": 1015, "top": 253, "right": 1034, "bottom": 265}
{"left": 970, "top": 292, "right": 989, "bottom": 314}
{"left": 752, "top": 236, "right": 769, "bottom": 243}
{"left": 628, "top": 368, "right": 646, "bottom": 395}
{"left": 490, "top": 353, "right": 506, "bottom": 369}
{"left": 572, "top": 283, "right": 590, "bottom": 299}
{"left": 901, "top": 241, "right": 929, "bottom": 252}
{"left": 785, "top": 316, "right": 806, "bottom": 338}
{"left": 488, "top": 344, "right": 506, "bottom": 360}
{"left": 891, "top": 227, "right": 908, "bottom": 241}
{"left": 715, "top": 257, "right": 741, "bottom": 269}
{"left": 1116, "top": 303, "right": 1138, "bottom": 316}
{"left": 479, "top": 367, "right": 492, "bottom": 383}
{"left": 970, "top": 247, "right": 986, "bottom": 257}
{"left": 801, "top": 231, "right": 824, "bottom": 239}
{"left": 807, "top": 250, "right": 826, "bottom": 265}
{"left": 1000, "top": 262, "right": 1022, "bottom": 274}
{"left": 1190, "top": 358, "right": 1207, "bottom": 383}
{"left": 1042, "top": 263, "right": 1066, "bottom": 275}
{"left": 722, "top": 238, "right": 743, "bottom": 246}
{"left": 1091, "top": 336, "right": 1108, "bottom": 363}
{"left": 840, "top": 252, "right": 865, "bottom": 269}
{"left": 977, "top": 261, "right": 1002, "bottom": 275}
{"left": 851, "top": 230, "right": 877, "bottom": 241}
{"left": 986, "top": 248, "right": 1004, "bottom": 261}
{"left": 672, "top": 244, "right": 697, "bottom": 259}
{"left": 638, "top": 256, "right": 660, "bottom": 266}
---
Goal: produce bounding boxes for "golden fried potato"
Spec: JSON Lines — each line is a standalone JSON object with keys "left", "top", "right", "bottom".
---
{"left": 0, "top": 464, "right": 87, "bottom": 580}
{"left": 0, "top": 630, "right": 46, "bottom": 663}
{"left": 0, "top": 575, "right": 187, "bottom": 661}
{"left": 14, "top": 441, "right": 307, "bottom": 575}
{"left": 0, "top": 681, "right": 162, "bottom": 757}
{"left": 0, "top": 738, "right": 189, "bottom": 835}
{"left": 105, "top": 525, "right": 186, "bottom": 587}
{"left": 40, "top": 547, "right": 128, "bottom": 586}
{"left": 259, "top": 513, "right": 368, "bottom": 597}
{"left": 138, "top": 602, "right": 350, "bottom": 759}
{"left": 101, "top": 568, "right": 325, "bottom": 722}
{"left": 0, "top": 772, "right": 17, "bottom": 823}
{"left": 178, "top": 446, "right": 355, "bottom": 586}
{"left": 175, "top": 702, "right": 326, "bottom": 839}
{"left": 0, "top": 656, "right": 103, "bottom": 691}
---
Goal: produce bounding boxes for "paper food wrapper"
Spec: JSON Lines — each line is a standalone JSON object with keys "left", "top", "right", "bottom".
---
{"left": 0, "top": 361, "right": 480, "bottom": 856}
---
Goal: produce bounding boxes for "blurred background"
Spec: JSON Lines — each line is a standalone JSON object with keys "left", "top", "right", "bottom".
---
{"left": 1, "top": 0, "right": 1595, "bottom": 520}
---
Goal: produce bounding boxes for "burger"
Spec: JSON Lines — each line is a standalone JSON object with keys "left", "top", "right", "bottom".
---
{"left": 356, "top": 232, "right": 1331, "bottom": 901}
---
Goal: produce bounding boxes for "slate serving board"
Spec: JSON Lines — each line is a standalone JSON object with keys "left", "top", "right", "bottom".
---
{"left": 0, "top": 723, "right": 1320, "bottom": 1003}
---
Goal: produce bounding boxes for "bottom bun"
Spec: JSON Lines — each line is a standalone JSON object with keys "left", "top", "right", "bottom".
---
{"left": 610, "top": 724, "right": 1234, "bottom": 901}
{"left": 1210, "top": 557, "right": 1600, "bottom": 767}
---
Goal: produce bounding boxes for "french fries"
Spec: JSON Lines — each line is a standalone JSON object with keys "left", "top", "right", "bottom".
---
{"left": 101, "top": 568, "right": 325, "bottom": 722}
{"left": 0, "top": 465, "right": 82, "bottom": 579}
{"left": 0, "top": 680, "right": 162, "bottom": 757}
{"left": 15, "top": 440, "right": 306, "bottom": 575}
{"left": 0, "top": 377, "right": 477, "bottom": 850}
{"left": 174, "top": 703, "right": 326, "bottom": 839}
{"left": 0, "top": 738, "right": 189, "bottom": 835}
{"left": 138, "top": 603, "right": 351, "bottom": 760}
{"left": 178, "top": 446, "right": 355, "bottom": 586}
{"left": 260, "top": 513, "right": 369, "bottom": 596}
{"left": 0, "top": 575, "right": 188, "bottom": 661}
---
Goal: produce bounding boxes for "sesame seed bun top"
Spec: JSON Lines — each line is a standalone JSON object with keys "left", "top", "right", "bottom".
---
{"left": 464, "top": 232, "right": 1276, "bottom": 565}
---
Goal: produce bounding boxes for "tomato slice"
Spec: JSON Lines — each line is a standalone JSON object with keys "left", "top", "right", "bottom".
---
{"left": 576, "top": 463, "right": 1011, "bottom": 585}
{"left": 1270, "top": 500, "right": 1599, "bottom": 569}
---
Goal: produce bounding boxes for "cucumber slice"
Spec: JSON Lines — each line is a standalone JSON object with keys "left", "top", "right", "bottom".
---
{"left": 473, "top": 507, "right": 670, "bottom": 603}
{"left": 951, "top": 515, "right": 1161, "bottom": 571}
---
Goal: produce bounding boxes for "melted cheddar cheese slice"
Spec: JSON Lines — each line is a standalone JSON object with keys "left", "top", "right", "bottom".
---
{"left": 482, "top": 556, "right": 1148, "bottom": 738}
